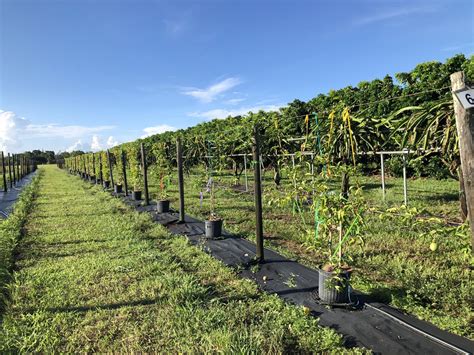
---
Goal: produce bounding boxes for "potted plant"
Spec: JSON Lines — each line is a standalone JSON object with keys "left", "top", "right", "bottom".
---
{"left": 152, "top": 141, "right": 172, "bottom": 213}
{"left": 314, "top": 169, "right": 364, "bottom": 305}
{"left": 128, "top": 146, "right": 143, "bottom": 200}
{"left": 101, "top": 152, "right": 111, "bottom": 188}
{"left": 204, "top": 177, "right": 223, "bottom": 238}
{"left": 111, "top": 151, "right": 123, "bottom": 193}
{"left": 204, "top": 144, "right": 224, "bottom": 238}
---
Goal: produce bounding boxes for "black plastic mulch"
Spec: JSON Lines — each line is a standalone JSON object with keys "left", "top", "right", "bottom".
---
{"left": 0, "top": 172, "right": 37, "bottom": 219}
{"left": 105, "top": 186, "right": 473, "bottom": 354}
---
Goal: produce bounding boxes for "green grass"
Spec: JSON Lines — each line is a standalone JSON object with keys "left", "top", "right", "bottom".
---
{"left": 145, "top": 166, "right": 473, "bottom": 339}
{"left": 0, "top": 171, "right": 42, "bottom": 313}
{"left": 0, "top": 165, "right": 361, "bottom": 353}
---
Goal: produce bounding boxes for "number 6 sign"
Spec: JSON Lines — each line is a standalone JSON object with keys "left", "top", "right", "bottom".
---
{"left": 454, "top": 88, "right": 474, "bottom": 109}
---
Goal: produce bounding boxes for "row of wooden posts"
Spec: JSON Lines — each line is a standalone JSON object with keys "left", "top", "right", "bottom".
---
{"left": 65, "top": 126, "right": 266, "bottom": 262}
{"left": 1, "top": 152, "right": 36, "bottom": 193}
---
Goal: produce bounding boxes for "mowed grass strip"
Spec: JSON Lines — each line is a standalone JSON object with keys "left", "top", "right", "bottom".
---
{"left": 0, "top": 166, "right": 360, "bottom": 353}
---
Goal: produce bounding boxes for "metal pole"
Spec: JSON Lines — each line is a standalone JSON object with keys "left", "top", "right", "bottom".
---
{"left": 402, "top": 152, "right": 408, "bottom": 205}
{"left": 140, "top": 143, "right": 149, "bottom": 205}
{"left": 291, "top": 154, "right": 296, "bottom": 188}
{"left": 380, "top": 153, "right": 385, "bottom": 200}
{"left": 253, "top": 125, "right": 264, "bottom": 263}
{"left": 177, "top": 137, "right": 185, "bottom": 223}
{"left": 8, "top": 153, "right": 12, "bottom": 188}
{"left": 121, "top": 150, "right": 129, "bottom": 196}
{"left": 243, "top": 154, "right": 248, "bottom": 192}
{"left": 107, "top": 149, "right": 115, "bottom": 187}
{"left": 1, "top": 151, "right": 7, "bottom": 192}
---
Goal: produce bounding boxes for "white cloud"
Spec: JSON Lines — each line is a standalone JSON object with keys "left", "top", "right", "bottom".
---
{"left": 189, "top": 104, "right": 282, "bottom": 121}
{"left": 90, "top": 135, "right": 120, "bottom": 152}
{"left": 354, "top": 6, "right": 436, "bottom": 26}
{"left": 26, "top": 124, "right": 115, "bottom": 138}
{"left": 183, "top": 77, "right": 242, "bottom": 103}
{"left": 91, "top": 135, "right": 102, "bottom": 151}
{"left": 441, "top": 42, "right": 474, "bottom": 52}
{"left": 225, "top": 98, "right": 246, "bottom": 105}
{"left": 141, "top": 124, "right": 177, "bottom": 138}
{"left": 0, "top": 110, "right": 30, "bottom": 151}
{"left": 0, "top": 109, "right": 115, "bottom": 153}
{"left": 106, "top": 136, "right": 119, "bottom": 148}
{"left": 66, "top": 140, "right": 84, "bottom": 153}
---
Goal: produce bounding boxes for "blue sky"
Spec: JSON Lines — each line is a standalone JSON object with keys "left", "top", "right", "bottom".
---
{"left": 0, "top": 0, "right": 472, "bottom": 153}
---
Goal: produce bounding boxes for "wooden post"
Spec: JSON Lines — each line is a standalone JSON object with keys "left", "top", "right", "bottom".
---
{"left": 12, "top": 154, "right": 17, "bottom": 184}
{"left": 253, "top": 125, "right": 264, "bottom": 263}
{"left": 83, "top": 155, "right": 86, "bottom": 176}
{"left": 92, "top": 153, "right": 97, "bottom": 183}
{"left": 8, "top": 153, "right": 12, "bottom": 188}
{"left": 177, "top": 137, "right": 185, "bottom": 223}
{"left": 1, "top": 151, "right": 7, "bottom": 192}
{"left": 99, "top": 153, "right": 103, "bottom": 183}
{"left": 140, "top": 143, "right": 149, "bottom": 205}
{"left": 380, "top": 153, "right": 386, "bottom": 200}
{"left": 107, "top": 149, "right": 114, "bottom": 187}
{"left": 121, "top": 150, "right": 129, "bottom": 196}
{"left": 451, "top": 71, "right": 474, "bottom": 249}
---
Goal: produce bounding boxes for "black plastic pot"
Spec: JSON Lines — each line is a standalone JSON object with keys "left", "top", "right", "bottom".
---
{"left": 157, "top": 200, "right": 170, "bottom": 213}
{"left": 103, "top": 180, "right": 111, "bottom": 188}
{"left": 205, "top": 219, "right": 223, "bottom": 239}
{"left": 114, "top": 184, "right": 123, "bottom": 193}
{"left": 96, "top": 178, "right": 102, "bottom": 185}
{"left": 318, "top": 268, "right": 351, "bottom": 305}
{"left": 89, "top": 175, "right": 95, "bottom": 183}
{"left": 132, "top": 190, "right": 142, "bottom": 201}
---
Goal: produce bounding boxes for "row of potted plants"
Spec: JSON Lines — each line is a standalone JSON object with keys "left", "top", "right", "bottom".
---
{"left": 66, "top": 129, "right": 363, "bottom": 305}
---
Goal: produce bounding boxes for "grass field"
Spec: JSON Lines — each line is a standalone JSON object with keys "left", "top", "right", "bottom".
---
{"left": 0, "top": 166, "right": 362, "bottom": 353}
{"left": 145, "top": 166, "right": 473, "bottom": 338}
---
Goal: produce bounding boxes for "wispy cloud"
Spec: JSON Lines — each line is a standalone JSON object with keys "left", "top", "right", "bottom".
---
{"left": 354, "top": 6, "right": 437, "bottom": 26}
{"left": 164, "top": 19, "right": 187, "bottom": 35}
{"left": 225, "top": 98, "right": 246, "bottom": 105}
{"left": 189, "top": 104, "right": 282, "bottom": 121}
{"left": 141, "top": 124, "right": 177, "bottom": 138}
{"left": 26, "top": 124, "right": 115, "bottom": 139}
{"left": 183, "top": 77, "right": 242, "bottom": 103}
{"left": 163, "top": 10, "right": 193, "bottom": 37}
{"left": 442, "top": 42, "right": 474, "bottom": 52}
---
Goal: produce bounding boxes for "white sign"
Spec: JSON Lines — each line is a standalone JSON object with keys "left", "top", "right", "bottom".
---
{"left": 455, "top": 88, "right": 474, "bottom": 109}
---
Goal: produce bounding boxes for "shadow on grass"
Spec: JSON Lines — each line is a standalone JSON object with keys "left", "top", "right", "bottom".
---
{"left": 364, "top": 285, "right": 407, "bottom": 304}
{"left": 361, "top": 183, "right": 395, "bottom": 190}
{"left": 21, "top": 298, "right": 161, "bottom": 314}
{"left": 417, "top": 192, "right": 459, "bottom": 203}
